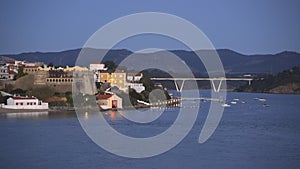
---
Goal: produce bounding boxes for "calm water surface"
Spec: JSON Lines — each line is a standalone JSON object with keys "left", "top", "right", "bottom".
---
{"left": 0, "top": 91, "right": 299, "bottom": 169}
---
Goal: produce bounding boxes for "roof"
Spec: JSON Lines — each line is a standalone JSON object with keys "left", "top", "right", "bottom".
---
{"left": 7, "top": 61, "right": 15, "bottom": 64}
{"left": 91, "top": 62, "right": 104, "bottom": 64}
{"left": 8, "top": 70, "right": 17, "bottom": 75}
{"left": 113, "top": 69, "right": 126, "bottom": 73}
{"left": 127, "top": 73, "right": 142, "bottom": 76}
{"left": 10, "top": 96, "right": 38, "bottom": 100}
{"left": 25, "top": 66, "right": 39, "bottom": 68}
{"left": 97, "top": 94, "right": 113, "bottom": 100}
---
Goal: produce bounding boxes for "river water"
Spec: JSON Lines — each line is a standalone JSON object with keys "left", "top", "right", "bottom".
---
{"left": 0, "top": 91, "right": 299, "bottom": 169}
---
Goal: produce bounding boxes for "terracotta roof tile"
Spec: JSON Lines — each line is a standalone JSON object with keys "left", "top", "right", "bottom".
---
{"left": 97, "top": 94, "right": 112, "bottom": 99}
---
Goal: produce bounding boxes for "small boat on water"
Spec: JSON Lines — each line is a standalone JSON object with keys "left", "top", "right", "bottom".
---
{"left": 221, "top": 103, "right": 231, "bottom": 107}
{"left": 231, "top": 101, "right": 237, "bottom": 104}
{"left": 258, "top": 98, "right": 267, "bottom": 102}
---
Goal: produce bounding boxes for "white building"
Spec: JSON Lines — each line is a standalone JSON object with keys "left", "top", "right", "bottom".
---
{"left": 0, "top": 65, "right": 8, "bottom": 79}
{"left": 90, "top": 62, "right": 107, "bottom": 82}
{"left": 127, "top": 73, "right": 143, "bottom": 82}
{"left": 1, "top": 96, "right": 48, "bottom": 110}
{"left": 0, "top": 65, "right": 17, "bottom": 80}
{"left": 89, "top": 62, "right": 107, "bottom": 71}
{"left": 126, "top": 82, "right": 145, "bottom": 93}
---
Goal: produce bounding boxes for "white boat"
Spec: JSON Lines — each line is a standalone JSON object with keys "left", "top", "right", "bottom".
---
{"left": 258, "top": 98, "right": 267, "bottom": 102}
{"left": 233, "top": 98, "right": 239, "bottom": 101}
{"left": 231, "top": 101, "right": 237, "bottom": 104}
{"left": 221, "top": 103, "right": 231, "bottom": 107}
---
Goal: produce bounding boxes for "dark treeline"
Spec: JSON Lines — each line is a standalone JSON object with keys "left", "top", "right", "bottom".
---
{"left": 236, "top": 66, "right": 300, "bottom": 93}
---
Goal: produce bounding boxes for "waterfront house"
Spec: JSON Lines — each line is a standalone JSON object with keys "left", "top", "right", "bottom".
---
{"left": 1, "top": 96, "right": 48, "bottom": 110}
{"left": 97, "top": 94, "right": 122, "bottom": 110}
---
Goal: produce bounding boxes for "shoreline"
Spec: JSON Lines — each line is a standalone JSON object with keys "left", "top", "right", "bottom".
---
{"left": 0, "top": 108, "right": 49, "bottom": 114}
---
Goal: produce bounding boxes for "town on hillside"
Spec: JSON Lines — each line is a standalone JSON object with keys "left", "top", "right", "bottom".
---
{"left": 0, "top": 60, "right": 175, "bottom": 110}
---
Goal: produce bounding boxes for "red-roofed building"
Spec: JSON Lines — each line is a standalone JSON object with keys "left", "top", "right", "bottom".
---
{"left": 8, "top": 70, "right": 17, "bottom": 80}
{"left": 96, "top": 94, "right": 122, "bottom": 109}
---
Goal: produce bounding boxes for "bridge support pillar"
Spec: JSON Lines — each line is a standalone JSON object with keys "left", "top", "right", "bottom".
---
{"left": 174, "top": 80, "right": 186, "bottom": 92}
{"left": 211, "top": 80, "right": 223, "bottom": 92}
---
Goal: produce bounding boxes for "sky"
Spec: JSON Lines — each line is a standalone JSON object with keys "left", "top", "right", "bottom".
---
{"left": 0, "top": 0, "right": 299, "bottom": 55}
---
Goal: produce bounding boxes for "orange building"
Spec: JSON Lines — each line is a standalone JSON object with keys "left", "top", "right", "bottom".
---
{"left": 99, "top": 70, "right": 126, "bottom": 90}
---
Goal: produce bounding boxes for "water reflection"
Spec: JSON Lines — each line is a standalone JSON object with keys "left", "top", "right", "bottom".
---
{"left": 5, "top": 111, "right": 49, "bottom": 119}
{"left": 0, "top": 111, "right": 77, "bottom": 119}
{"left": 84, "top": 112, "right": 89, "bottom": 120}
{"left": 110, "top": 111, "right": 115, "bottom": 119}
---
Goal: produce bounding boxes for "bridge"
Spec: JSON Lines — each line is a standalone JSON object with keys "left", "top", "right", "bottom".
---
{"left": 150, "top": 77, "right": 253, "bottom": 92}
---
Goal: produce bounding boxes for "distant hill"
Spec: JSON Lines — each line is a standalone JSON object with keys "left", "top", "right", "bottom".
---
{"left": 236, "top": 66, "right": 300, "bottom": 94}
{"left": 0, "top": 56, "right": 15, "bottom": 63}
{"left": 1, "top": 49, "right": 300, "bottom": 74}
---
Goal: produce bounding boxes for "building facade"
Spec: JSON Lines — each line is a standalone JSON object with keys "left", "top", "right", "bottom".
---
{"left": 1, "top": 96, "right": 48, "bottom": 109}
{"left": 23, "top": 66, "right": 40, "bottom": 74}
{"left": 97, "top": 94, "right": 122, "bottom": 109}
{"left": 99, "top": 70, "right": 126, "bottom": 90}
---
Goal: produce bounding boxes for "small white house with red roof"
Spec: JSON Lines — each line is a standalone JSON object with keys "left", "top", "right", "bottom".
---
{"left": 96, "top": 94, "right": 122, "bottom": 110}
{"left": 1, "top": 96, "right": 48, "bottom": 110}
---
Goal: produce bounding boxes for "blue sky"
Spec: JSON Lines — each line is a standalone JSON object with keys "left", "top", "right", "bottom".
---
{"left": 0, "top": 0, "right": 299, "bottom": 54}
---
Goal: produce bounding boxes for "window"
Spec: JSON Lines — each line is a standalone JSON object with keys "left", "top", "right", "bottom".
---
{"left": 16, "top": 103, "right": 18, "bottom": 105}
{"left": 20, "top": 103, "right": 23, "bottom": 105}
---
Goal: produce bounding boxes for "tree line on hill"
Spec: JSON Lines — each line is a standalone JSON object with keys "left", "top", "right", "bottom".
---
{"left": 235, "top": 66, "right": 300, "bottom": 94}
